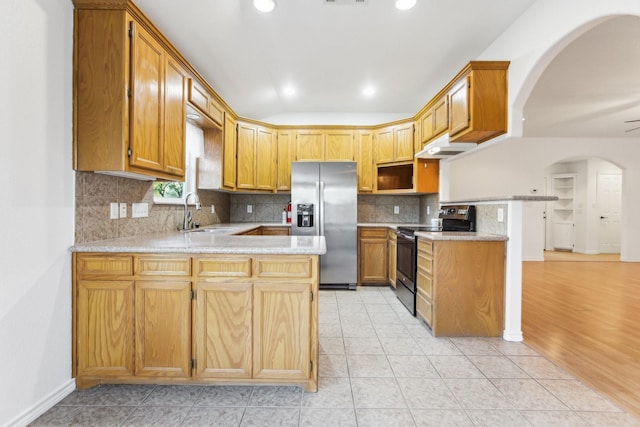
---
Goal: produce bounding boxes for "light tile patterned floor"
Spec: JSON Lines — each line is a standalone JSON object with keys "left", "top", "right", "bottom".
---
{"left": 31, "top": 286, "right": 640, "bottom": 426}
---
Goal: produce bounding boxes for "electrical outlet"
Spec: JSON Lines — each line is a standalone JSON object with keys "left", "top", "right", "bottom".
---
{"left": 426, "top": 206, "right": 430, "bottom": 215}
{"left": 211, "top": 205, "right": 215, "bottom": 214}
{"left": 119, "top": 203, "right": 127, "bottom": 218}
{"left": 497, "top": 207, "right": 504, "bottom": 223}
{"left": 110, "top": 203, "right": 119, "bottom": 219}
{"left": 247, "top": 204, "right": 253, "bottom": 213}
{"left": 394, "top": 206, "right": 400, "bottom": 215}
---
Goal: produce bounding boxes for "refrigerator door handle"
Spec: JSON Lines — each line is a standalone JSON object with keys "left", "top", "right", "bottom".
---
{"left": 315, "top": 181, "right": 321, "bottom": 236}
{"left": 318, "top": 181, "right": 325, "bottom": 236}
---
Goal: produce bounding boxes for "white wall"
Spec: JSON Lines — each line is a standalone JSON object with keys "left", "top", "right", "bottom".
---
{"left": 444, "top": 0, "right": 640, "bottom": 261}
{"left": 0, "top": 1, "right": 75, "bottom": 425}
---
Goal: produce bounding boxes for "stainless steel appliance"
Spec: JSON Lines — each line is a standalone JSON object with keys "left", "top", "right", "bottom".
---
{"left": 291, "top": 162, "right": 357, "bottom": 290}
{"left": 395, "top": 204, "right": 477, "bottom": 315}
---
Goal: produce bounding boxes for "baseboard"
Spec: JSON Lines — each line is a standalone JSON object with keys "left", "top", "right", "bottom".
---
{"left": 5, "top": 379, "right": 76, "bottom": 427}
{"left": 620, "top": 257, "right": 640, "bottom": 263}
{"left": 522, "top": 256, "right": 545, "bottom": 261}
{"left": 503, "top": 330, "right": 524, "bottom": 342}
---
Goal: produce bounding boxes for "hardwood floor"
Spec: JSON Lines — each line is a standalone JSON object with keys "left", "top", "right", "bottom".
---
{"left": 522, "top": 259, "right": 640, "bottom": 417}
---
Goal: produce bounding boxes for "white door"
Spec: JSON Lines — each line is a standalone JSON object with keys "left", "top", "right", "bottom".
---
{"left": 597, "top": 173, "right": 621, "bottom": 253}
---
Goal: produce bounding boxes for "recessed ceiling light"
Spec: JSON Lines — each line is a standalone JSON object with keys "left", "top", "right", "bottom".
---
{"left": 283, "top": 85, "right": 296, "bottom": 97}
{"left": 395, "top": 0, "right": 416, "bottom": 10}
{"left": 254, "top": 0, "right": 276, "bottom": 13}
{"left": 362, "top": 86, "right": 376, "bottom": 97}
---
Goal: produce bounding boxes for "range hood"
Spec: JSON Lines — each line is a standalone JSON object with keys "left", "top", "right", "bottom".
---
{"left": 414, "top": 133, "right": 477, "bottom": 159}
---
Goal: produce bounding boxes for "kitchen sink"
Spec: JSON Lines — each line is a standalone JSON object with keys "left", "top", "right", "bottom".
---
{"left": 184, "top": 227, "right": 241, "bottom": 234}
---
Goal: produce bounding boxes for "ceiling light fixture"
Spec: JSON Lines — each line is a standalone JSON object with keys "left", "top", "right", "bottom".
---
{"left": 362, "top": 86, "right": 376, "bottom": 97}
{"left": 395, "top": 0, "right": 416, "bottom": 10}
{"left": 254, "top": 0, "right": 276, "bottom": 13}
{"left": 283, "top": 85, "right": 296, "bottom": 97}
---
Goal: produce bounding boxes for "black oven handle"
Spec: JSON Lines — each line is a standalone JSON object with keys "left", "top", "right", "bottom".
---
{"left": 396, "top": 230, "right": 415, "bottom": 241}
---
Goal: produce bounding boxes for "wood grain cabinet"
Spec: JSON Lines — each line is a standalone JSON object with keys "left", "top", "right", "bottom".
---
{"left": 295, "top": 129, "right": 354, "bottom": 162}
{"left": 375, "top": 123, "right": 414, "bottom": 165}
{"left": 356, "top": 130, "right": 375, "bottom": 192}
{"left": 277, "top": 130, "right": 294, "bottom": 191}
{"left": 237, "top": 121, "right": 277, "bottom": 191}
{"left": 73, "top": 253, "right": 319, "bottom": 391}
{"left": 73, "top": 4, "right": 188, "bottom": 180}
{"left": 358, "top": 227, "right": 389, "bottom": 285}
{"left": 448, "top": 62, "right": 509, "bottom": 143}
{"left": 418, "top": 96, "right": 448, "bottom": 146}
{"left": 416, "top": 237, "right": 505, "bottom": 337}
{"left": 188, "top": 79, "right": 224, "bottom": 127}
{"left": 387, "top": 229, "right": 397, "bottom": 288}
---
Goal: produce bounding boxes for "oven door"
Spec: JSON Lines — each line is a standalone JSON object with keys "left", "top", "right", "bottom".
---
{"left": 395, "top": 231, "right": 416, "bottom": 315}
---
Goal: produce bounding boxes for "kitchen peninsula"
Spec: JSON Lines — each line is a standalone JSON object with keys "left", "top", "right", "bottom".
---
{"left": 70, "top": 230, "right": 325, "bottom": 392}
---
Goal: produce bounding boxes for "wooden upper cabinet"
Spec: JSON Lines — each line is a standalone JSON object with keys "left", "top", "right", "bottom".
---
{"left": 375, "top": 128, "right": 394, "bottom": 164}
{"left": 256, "top": 127, "right": 277, "bottom": 191}
{"left": 295, "top": 130, "right": 324, "bottom": 161}
{"left": 419, "top": 96, "right": 448, "bottom": 147}
{"left": 448, "top": 62, "right": 509, "bottom": 143}
{"left": 73, "top": 6, "right": 188, "bottom": 181}
{"left": 236, "top": 121, "right": 276, "bottom": 191}
{"left": 356, "top": 130, "right": 374, "bottom": 193}
{"left": 277, "top": 130, "right": 294, "bottom": 191}
{"left": 394, "top": 123, "right": 414, "bottom": 161}
{"left": 188, "top": 79, "right": 224, "bottom": 127}
{"left": 375, "top": 123, "right": 413, "bottom": 164}
{"left": 223, "top": 115, "right": 237, "bottom": 190}
{"left": 324, "top": 130, "right": 354, "bottom": 161}
{"left": 419, "top": 110, "right": 434, "bottom": 146}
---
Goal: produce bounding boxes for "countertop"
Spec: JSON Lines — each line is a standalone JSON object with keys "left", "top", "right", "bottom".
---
{"left": 70, "top": 223, "right": 325, "bottom": 255}
{"left": 358, "top": 223, "right": 508, "bottom": 241}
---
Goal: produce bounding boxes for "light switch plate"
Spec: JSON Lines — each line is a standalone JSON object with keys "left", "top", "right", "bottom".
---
{"left": 119, "top": 203, "right": 127, "bottom": 218}
{"left": 110, "top": 203, "right": 119, "bottom": 219}
{"left": 132, "top": 202, "right": 148, "bottom": 218}
{"left": 394, "top": 206, "right": 400, "bottom": 214}
{"left": 247, "top": 204, "right": 253, "bottom": 213}
{"left": 497, "top": 207, "right": 504, "bottom": 222}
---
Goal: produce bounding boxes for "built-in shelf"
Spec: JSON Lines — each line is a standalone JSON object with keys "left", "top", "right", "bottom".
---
{"left": 552, "top": 174, "right": 576, "bottom": 251}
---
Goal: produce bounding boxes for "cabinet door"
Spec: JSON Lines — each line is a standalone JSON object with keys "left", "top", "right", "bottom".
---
{"left": 375, "top": 128, "right": 394, "bottom": 164}
{"left": 356, "top": 131, "right": 374, "bottom": 192}
{"left": 253, "top": 282, "right": 311, "bottom": 380}
{"left": 432, "top": 96, "right": 448, "bottom": 136}
{"left": 129, "top": 21, "right": 165, "bottom": 172}
{"left": 195, "top": 282, "right": 252, "bottom": 378}
{"left": 358, "top": 228, "right": 388, "bottom": 283}
{"left": 394, "top": 124, "right": 414, "bottom": 161}
{"left": 388, "top": 233, "right": 397, "bottom": 288}
{"left": 223, "top": 115, "right": 237, "bottom": 189}
{"left": 163, "top": 57, "right": 188, "bottom": 176}
{"left": 325, "top": 130, "right": 354, "bottom": 161}
{"left": 236, "top": 122, "right": 257, "bottom": 189}
{"left": 296, "top": 130, "right": 324, "bottom": 161}
{"left": 76, "top": 280, "right": 135, "bottom": 378}
{"left": 449, "top": 76, "right": 471, "bottom": 137}
{"left": 277, "top": 130, "right": 293, "bottom": 191}
{"left": 135, "top": 281, "right": 191, "bottom": 377}
{"left": 256, "top": 126, "right": 276, "bottom": 191}
{"left": 420, "top": 110, "right": 434, "bottom": 144}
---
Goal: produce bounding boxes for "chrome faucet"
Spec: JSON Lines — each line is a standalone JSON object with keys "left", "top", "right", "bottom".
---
{"left": 182, "top": 191, "right": 202, "bottom": 230}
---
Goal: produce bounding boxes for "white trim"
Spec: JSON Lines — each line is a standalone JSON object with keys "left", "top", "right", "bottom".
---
{"left": 4, "top": 379, "right": 76, "bottom": 427}
{"left": 503, "top": 200, "right": 524, "bottom": 342}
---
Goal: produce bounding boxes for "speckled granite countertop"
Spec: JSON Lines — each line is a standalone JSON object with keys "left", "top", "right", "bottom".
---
{"left": 415, "top": 231, "right": 508, "bottom": 241}
{"left": 440, "top": 195, "right": 557, "bottom": 203}
{"left": 70, "top": 223, "right": 325, "bottom": 255}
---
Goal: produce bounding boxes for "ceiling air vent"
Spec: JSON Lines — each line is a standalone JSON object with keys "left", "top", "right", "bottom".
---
{"left": 324, "top": 0, "right": 366, "bottom": 4}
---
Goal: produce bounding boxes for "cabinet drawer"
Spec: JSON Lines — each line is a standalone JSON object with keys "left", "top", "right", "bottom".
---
{"left": 416, "top": 289, "right": 433, "bottom": 327}
{"left": 254, "top": 256, "right": 312, "bottom": 278}
{"left": 418, "top": 239, "right": 433, "bottom": 255}
{"left": 76, "top": 255, "right": 133, "bottom": 278}
{"left": 260, "top": 226, "right": 291, "bottom": 236}
{"left": 359, "top": 227, "right": 388, "bottom": 238}
{"left": 417, "top": 252, "right": 433, "bottom": 276}
{"left": 196, "top": 257, "right": 252, "bottom": 277}
{"left": 416, "top": 270, "right": 433, "bottom": 299}
{"left": 135, "top": 256, "right": 191, "bottom": 277}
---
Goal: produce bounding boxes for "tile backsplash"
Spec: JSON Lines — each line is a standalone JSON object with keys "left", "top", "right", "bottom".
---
{"left": 75, "top": 172, "right": 230, "bottom": 243}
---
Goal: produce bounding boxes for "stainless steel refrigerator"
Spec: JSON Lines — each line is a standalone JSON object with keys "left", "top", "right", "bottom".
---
{"left": 291, "top": 162, "right": 357, "bottom": 290}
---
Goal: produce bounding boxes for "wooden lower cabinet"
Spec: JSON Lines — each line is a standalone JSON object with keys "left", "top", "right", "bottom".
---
{"left": 73, "top": 253, "right": 319, "bottom": 391}
{"left": 387, "top": 229, "right": 397, "bottom": 288}
{"left": 416, "top": 237, "right": 505, "bottom": 337}
{"left": 357, "top": 227, "right": 388, "bottom": 285}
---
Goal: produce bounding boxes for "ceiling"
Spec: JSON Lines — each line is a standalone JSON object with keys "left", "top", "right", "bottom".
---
{"left": 133, "top": 1, "right": 640, "bottom": 137}
{"left": 523, "top": 15, "right": 640, "bottom": 138}
{"left": 134, "top": 0, "right": 536, "bottom": 124}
